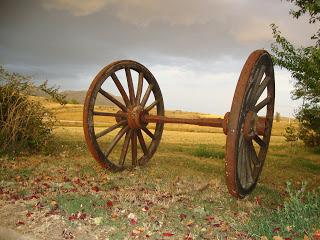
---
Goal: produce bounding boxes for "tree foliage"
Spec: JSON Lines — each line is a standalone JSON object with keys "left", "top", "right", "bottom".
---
{"left": 270, "top": 0, "right": 320, "bottom": 147}
{"left": 283, "top": 124, "right": 299, "bottom": 143}
{"left": 286, "top": 0, "right": 320, "bottom": 45}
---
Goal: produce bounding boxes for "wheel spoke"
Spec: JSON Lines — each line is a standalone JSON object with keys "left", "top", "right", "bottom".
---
{"left": 125, "top": 68, "right": 135, "bottom": 104}
{"left": 252, "top": 76, "right": 271, "bottom": 105}
{"left": 99, "top": 88, "right": 127, "bottom": 112}
{"left": 239, "top": 136, "right": 246, "bottom": 186}
{"left": 131, "top": 130, "right": 137, "bottom": 166}
{"left": 142, "top": 127, "right": 154, "bottom": 139}
{"left": 248, "top": 65, "right": 266, "bottom": 106}
{"left": 105, "top": 126, "right": 129, "bottom": 157}
{"left": 119, "top": 129, "right": 132, "bottom": 166}
{"left": 140, "top": 84, "right": 153, "bottom": 107}
{"left": 136, "top": 72, "right": 144, "bottom": 104}
{"left": 253, "top": 134, "right": 266, "bottom": 147}
{"left": 93, "top": 111, "right": 126, "bottom": 117}
{"left": 145, "top": 100, "right": 158, "bottom": 112}
{"left": 247, "top": 140, "right": 259, "bottom": 166}
{"left": 254, "top": 96, "right": 272, "bottom": 112}
{"left": 244, "top": 141, "right": 253, "bottom": 185}
{"left": 96, "top": 120, "right": 127, "bottom": 139}
{"left": 137, "top": 129, "right": 148, "bottom": 155}
{"left": 111, "top": 73, "right": 130, "bottom": 107}
{"left": 254, "top": 64, "right": 266, "bottom": 84}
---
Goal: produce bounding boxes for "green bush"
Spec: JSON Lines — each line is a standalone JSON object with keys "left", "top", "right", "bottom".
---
{"left": 0, "top": 66, "right": 65, "bottom": 156}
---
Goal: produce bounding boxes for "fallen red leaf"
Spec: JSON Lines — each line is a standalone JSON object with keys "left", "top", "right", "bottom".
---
{"left": 255, "top": 196, "right": 262, "bottom": 205}
{"left": 16, "top": 221, "right": 25, "bottom": 225}
{"left": 142, "top": 206, "right": 149, "bottom": 212}
{"left": 78, "top": 212, "right": 86, "bottom": 220}
{"left": 10, "top": 194, "right": 20, "bottom": 201}
{"left": 68, "top": 214, "right": 77, "bottom": 221}
{"left": 34, "top": 178, "right": 42, "bottom": 183}
{"left": 91, "top": 186, "right": 99, "bottom": 192}
{"left": 63, "top": 176, "right": 70, "bottom": 182}
{"left": 205, "top": 216, "right": 215, "bottom": 222}
{"left": 26, "top": 212, "right": 33, "bottom": 217}
{"left": 179, "top": 213, "right": 187, "bottom": 220}
{"left": 106, "top": 200, "right": 113, "bottom": 207}
{"left": 273, "top": 227, "right": 281, "bottom": 233}
{"left": 213, "top": 223, "right": 221, "bottom": 228}
{"left": 73, "top": 178, "right": 81, "bottom": 185}
{"left": 184, "top": 234, "right": 193, "bottom": 240}
{"left": 163, "top": 232, "right": 174, "bottom": 237}
{"left": 130, "top": 219, "right": 138, "bottom": 225}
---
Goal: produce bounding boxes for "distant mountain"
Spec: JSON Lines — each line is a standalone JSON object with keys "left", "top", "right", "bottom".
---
{"left": 61, "top": 90, "right": 123, "bottom": 105}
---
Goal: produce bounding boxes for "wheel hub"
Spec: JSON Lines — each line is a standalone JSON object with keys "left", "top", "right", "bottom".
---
{"left": 243, "top": 110, "right": 258, "bottom": 141}
{"left": 127, "top": 105, "right": 147, "bottom": 129}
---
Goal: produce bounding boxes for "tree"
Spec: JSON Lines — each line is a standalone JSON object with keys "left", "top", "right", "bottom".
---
{"left": 270, "top": 0, "right": 320, "bottom": 147}
{"left": 283, "top": 124, "right": 298, "bottom": 146}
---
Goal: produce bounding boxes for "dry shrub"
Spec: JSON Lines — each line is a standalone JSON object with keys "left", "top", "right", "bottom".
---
{"left": 0, "top": 66, "right": 65, "bottom": 156}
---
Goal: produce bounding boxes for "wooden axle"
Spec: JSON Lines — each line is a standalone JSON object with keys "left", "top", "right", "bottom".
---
{"left": 143, "top": 114, "right": 224, "bottom": 128}
{"left": 142, "top": 113, "right": 267, "bottom": 136}
{"left": 99, "top": 109, "right": 268, "bottom": 136}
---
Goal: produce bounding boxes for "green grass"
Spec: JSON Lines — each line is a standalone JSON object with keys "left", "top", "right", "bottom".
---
{"left": 292, "top": 157, "right": 320, "bottom": 173}
{"left": 243, "top": 182, "right": 320, "bottom": 239}
{"left": 0, "top": 165, "right": 33, "bottom": 181}
{"left": 314, "top": 146, "right": 320, "bottom": 154}
{"left": 57, "top": 194, "right": 107, "bottom": 219}
{"left": 192, "top": 144, "right": 225, "bottom": 159}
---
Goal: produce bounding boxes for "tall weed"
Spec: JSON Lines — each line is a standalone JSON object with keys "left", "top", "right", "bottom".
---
{"left": 0, "top": 66, "right": 65, "bottom": 156}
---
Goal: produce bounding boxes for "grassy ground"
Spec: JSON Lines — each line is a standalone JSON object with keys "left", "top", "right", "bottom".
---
{"left": 0, "top": 103, "right": 319, "bottom": 239}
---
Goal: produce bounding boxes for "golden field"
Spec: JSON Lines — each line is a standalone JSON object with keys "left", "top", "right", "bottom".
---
{"left": 1, "top": 101, "right": 318, "bottom": 239}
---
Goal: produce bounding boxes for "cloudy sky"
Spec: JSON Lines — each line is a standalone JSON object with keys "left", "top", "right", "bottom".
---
{"left": 0, "top": 0, "right": 317, "bottom": 116}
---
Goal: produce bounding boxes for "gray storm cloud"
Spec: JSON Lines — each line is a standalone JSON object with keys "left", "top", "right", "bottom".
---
{"left": 0, "top": 0, "right": 317, "bottom": 115}
{"left": 41, "top": 0, "right": 110, "bottom": 16}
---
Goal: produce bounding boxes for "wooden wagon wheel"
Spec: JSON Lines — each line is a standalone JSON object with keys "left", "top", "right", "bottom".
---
{"left": 225, "top": 50, "right": 275, "bottom": 198}
{"left": 83, "top": 60, "right": 164, "bottom": 171}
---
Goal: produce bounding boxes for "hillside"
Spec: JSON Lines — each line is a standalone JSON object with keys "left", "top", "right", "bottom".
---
{"left": 61, "top": 90, "right": 125, "bottom": 105}
{"left": 32, "top": 89, "right": 122, "bottom": 106}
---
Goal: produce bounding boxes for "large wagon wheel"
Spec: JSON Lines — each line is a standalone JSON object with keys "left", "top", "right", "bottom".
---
{"left": 83, "top": 60, "right": 164, "bottom": 171}
{"left": 225, "top": 50, "right": 275, "bottom": 198}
